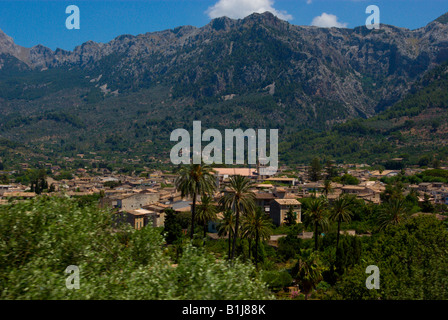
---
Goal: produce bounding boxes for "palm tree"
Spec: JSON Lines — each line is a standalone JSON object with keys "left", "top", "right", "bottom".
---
{"left": 378, "top": 198, "right": 409, "bottom": 231}
{"left": 175, "top": 163, "right": 217, "bottom": 239}
{"left": 322, "top": 180, "right": 333, "bottom": 197}
{"left": 305, "top": 196, "right": 329, "bottom": 251}
{"left": 218, "top": 208, "right": 235, "bottom": 259}
{"left": 219, "top": 175, "right": 255, "bottom": 260}
{"left": 241, "top": 207, "right": 272, "bottom": 268}
{"left": 195, "top": 195, "right": 218, "bottom": 240}
{"left": 329, "top": 194, "right": 354, "bottom": 253}
{"left": 294, "top": 249, "right": 327, "bottom": 300}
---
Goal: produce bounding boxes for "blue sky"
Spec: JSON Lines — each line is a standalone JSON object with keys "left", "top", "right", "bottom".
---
{"left": 0, "top": 0, "right": 447, "bottom": 51}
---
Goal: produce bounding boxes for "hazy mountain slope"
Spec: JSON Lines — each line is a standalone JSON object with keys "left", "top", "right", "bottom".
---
{"left": 280, "top": 60, "right": 448, "bottom": 165}
{"left": 2, "top": 12, "right": 448, "bottom": 166}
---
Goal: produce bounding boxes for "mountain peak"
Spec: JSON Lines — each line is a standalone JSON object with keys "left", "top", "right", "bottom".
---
{"left": 207, "top": 11, "right": 283, "bottom": 30}
{"left": 243, "top": 11, "right": 281, "bottom": 23}
{"left": 434, "top": 12, "right": 448, "bottom": 24}
{"left": 241, "top": 11, "right": 288, "bottom": 29}
{"left": 0, "top": 28, "right": 14, "bottom": 44}
{"left": 208, "top": 16, "right": 235, "bottom": 31}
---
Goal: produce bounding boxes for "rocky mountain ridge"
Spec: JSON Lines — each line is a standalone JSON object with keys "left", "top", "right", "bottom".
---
{"left": 2, "top": 12, "right": 448, "bottom": 166}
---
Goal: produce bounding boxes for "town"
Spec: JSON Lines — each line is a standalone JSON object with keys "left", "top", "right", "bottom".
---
{"left": 1, "top": 156, "right": 447, "bottom": 236}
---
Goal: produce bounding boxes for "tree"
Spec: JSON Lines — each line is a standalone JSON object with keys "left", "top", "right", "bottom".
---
{"left": 335, "top": 216, "right": 448, "bottom": 300}
{"left": 418, "top": 155, "right": 430, "bottom": 167}
{"left": 29, "top": 169, "right": 47, "bottom": 195}
{"left": 261, "top": 270, "right": 293, "bottom": 292}
{"left": 322, "top": 180, "right": 333, "bottom": 197}
{"left": 378, "top": 198, "right": 410, "bottom": 230}
{"left": 219, "top": 175, "right": 255, "bottom": 260}
{"left": 285, "top": 206, "right": 297, "bottom": 226}
{"left": 325, "top": 160, "right": 337, "bottom": 180}
{"left": 0, "top": 174, "right": 9, "bottom": 184}
{"left": 421, "top": 193, "right": 435, "bottom": 213}
{"left": 334, "top": 235, "right": 362, "bottom": 274}
{"left": 218, "top": 208, "right": 235, "bottom": 259}
{"left": 433, "top": 158, "right": 441, "bottom": 169}
{"left": 305, "top": 196, "right": 329, "bottom": 251}
{"left": 0, "top": 197, "right": 273, "bottom": 300}
{"left": 163, "top": 209, "right": 183, "bottom": 244}
{"left": 241, "top": 207, "right": 272, "bottom": 268}
{"left": 329, "top": 194, "right": 354, "bottom": 262}
{"left": 293, "top": 249, "right": 327, "bottom": 300}
{"left": 195, "top": 195, "right": 218, "bottom": 240}
{"left": 308, "top": 157, "right": 322, "bottom": 182}
{"left": 380, "top": 182, "right": 404, "bottom": 202}
{"left": 175, "top": 164, "right": 217, "bottom": 239}
{"left": 340, "top": 174, "right": 359, "bottom": 186}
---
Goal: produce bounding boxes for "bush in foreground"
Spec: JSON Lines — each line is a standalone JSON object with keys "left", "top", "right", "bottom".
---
{"left": 0, "top": 196, "right": 273, "bottom": 300}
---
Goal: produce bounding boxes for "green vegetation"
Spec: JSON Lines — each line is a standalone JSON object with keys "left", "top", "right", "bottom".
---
{"left": 2, "top": 168, "right": 448, "bottom": 300}
{"left": 175, "top": 164, "right": 217, "bottom": 239}
{"left": 279, "top": 61, "right": 448, "bottom": 165}
{"left": 0, "top": 196, "right": 272, "bottom": 299}
{"left": 334, "top": 216, "right": 448, "bottom": 299}
{"left": 219, "top": 175, "right": 256, "bottom": 260}
{"left": 333, "top": 174, "right": 360, "bottom": 185}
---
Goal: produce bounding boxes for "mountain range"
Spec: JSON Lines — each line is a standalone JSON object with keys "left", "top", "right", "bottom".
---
{"left": 1, "top": 11, "right": 448, "bottom": 168}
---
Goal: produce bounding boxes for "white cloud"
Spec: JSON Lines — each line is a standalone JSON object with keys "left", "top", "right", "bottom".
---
{"left": 311, "top": 12, "right": 348, "bottom": 28}
{"left": 306, "top": 0, "right": 312, "bottom": 4}
{"left": 206, "top": 0, "right": 292, "bottom": 21}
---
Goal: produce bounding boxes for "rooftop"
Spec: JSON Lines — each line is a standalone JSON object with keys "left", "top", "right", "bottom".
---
{"left": 213, "top": 168, "right": 257, "bottom": 177}
{"left": 273, "top": 199, "right": 301, "bottom": 206}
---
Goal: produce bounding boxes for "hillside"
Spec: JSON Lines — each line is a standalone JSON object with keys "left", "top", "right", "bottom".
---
{"left": 2, "top": 12, "right": 448, "bottom": 167}
{"left": 280, "top": 60, "right": 448, "bottom": 165}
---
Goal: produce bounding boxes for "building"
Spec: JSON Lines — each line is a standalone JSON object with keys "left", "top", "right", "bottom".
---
{"left": 0, "top": 185, "right": 13, "bottom": 196}
{"left": 213, "top": 168, "right": 258, "bottom": 187}
{"left": 116, "top": 191, "right": 160, "bottom": 211}
{"left": 254, "top": 192, "right": 276, "bottom": 213}
{"left": 125, "top": 209, "right": 151, "bottom": 230}
{"left": 341, "top": 185, "right": 368, "bottom": 195}
{"left": 123, "top": 205, "right": 167, "bottom": 230}
{"left": 266, "top": 177, "right": 298, "bottom": 186}
{"left": 269, "top": 199, "right": 301, "bottom": 226}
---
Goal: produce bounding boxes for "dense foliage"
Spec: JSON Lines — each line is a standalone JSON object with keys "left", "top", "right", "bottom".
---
{"left": 334, "top": 216, "right": 448, "bottom": 300}
{"left": 0, "top": 196, "right": 272, "bottom": 299}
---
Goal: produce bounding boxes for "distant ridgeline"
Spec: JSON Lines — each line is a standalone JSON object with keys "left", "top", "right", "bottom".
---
{"left": 1, "top": 12, "right": 448, "bottom": 168}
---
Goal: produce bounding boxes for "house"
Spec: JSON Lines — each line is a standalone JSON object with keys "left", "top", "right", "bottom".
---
{"left": 116, "top": 192, "right": 160, "bottom": 211}
{"left": 143, "top": 202, "right": 171, "bottom": 227}
{"left": 125, "top": 209, "right": 151, "bottom": 230}
{"left": 254, "top": 192, "right": 276, "bottom": 213}
{"left": 418, "top": 183, "right": 432, "bottom": 193}
{"left": 266, "top": 177, "right": 297, "bottom": 186}
{"left": 341, "top": 185, "right": 368, "bottom": 195}
{"left": 213, "top": 168, "right": 258, "bottom": 187}
{"left": 2, "top": 191, "right": 36, "bottom": 199}
{"left": 273, "top": 187, "right": 287, "bottom": 199}
{"left": 123, "top": 205, "right": 167, "bottom": 230}
{"left": 428, "top": 187, "right": 448, "bottom": 205}
{"left": 0, "top": 185, "right": 13, "bottom": 196}
{"left": 269, "top": 199, "right": 301, "bottom": 226}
